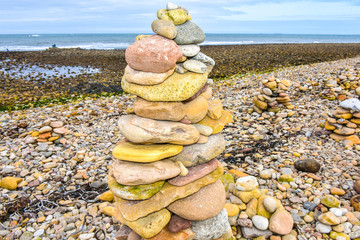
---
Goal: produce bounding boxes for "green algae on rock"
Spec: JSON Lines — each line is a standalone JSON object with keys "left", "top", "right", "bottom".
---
{"left": 108, "top": 172, "right": 165, "bottom": 200}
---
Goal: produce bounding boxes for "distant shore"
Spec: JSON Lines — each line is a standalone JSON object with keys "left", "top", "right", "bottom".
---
{"left": 1, "top": 43, "right": 360, "bottom": 110}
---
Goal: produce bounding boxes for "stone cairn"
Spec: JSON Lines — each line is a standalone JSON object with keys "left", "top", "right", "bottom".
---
{"left": 109, "top": 3, "right": 234, "bottom": 239}
{"left": 24, "top": 118, "right": 69, "bottom": 145}
{"left": 252, "top": 77, "right": 293, "bottom": 114}
{"left": 323, "top": 98, "right": 360, "bottom": 147}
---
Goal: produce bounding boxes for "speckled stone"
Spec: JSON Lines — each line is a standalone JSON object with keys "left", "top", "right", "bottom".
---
{"left": 174, "top": 21, "right": 205, "bottom": 45}
{"left": 121, "top": 72, "right": 208, "bottom": 102}
{"left": 151, "top": 19, "right": 177, "bottom": 39}
{"left": 114, "top": 164, "right": 224, "bottom": 221}
{"left": 198, "top": 110, "right": 233, "bottom": 134}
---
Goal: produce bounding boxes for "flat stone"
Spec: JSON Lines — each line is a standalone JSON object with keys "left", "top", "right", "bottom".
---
{"left": 168, "top": 158, "right": 219, "bottom": 186}
{"left": 112, "top": 159, "right": 180, "bottom": 185}
{"left": 37, "top": 143, "right": 48, "bottom": 152}
{"left": 269, "top": 208, "right": 294, "bottom": 235}
{"left": 167, "top": 180, "right": 225, "bottom": 220}
{"left": 190, "top": 209, "right": 229, "bottom": 240}
{"left": 124, "top": 65, "right": 175, "bottom": 86}
{"left": 183, "top": 95, "right": 208, "bottom": 123}
{"left": 241, "top": 227, "right": 273, "bottom": 238}
{"left": 315, "top": 223, "right": 332, "bottom": 233}
{"left": 108, "top": 172, "right": 164, "bottom": 200}
{"left": 125, "top": 35, "right": 182, "bottom": 73}
{"left": 183, "top": 60, "right": 207, "bottom": 74}
{"left": 39, "top": 126, "right": 52, "bottom": 133}
{"left": 294, "top": 159, "right": 321, "bottom": 173}
{"left": 184, "top": 83, "right": 209, "bottom": 102}
{"left": 207, "top": 99, "right": 223, "bottom": 120}
{"left": 151, "top": 19, "right": 177, "bottom": 39}
{"left": 133, "top": 98, "right": 185, "bottom": 122}
{"left": 174, "top": 21, "right": 205, "bottom": 45}
{"left": 114, "top": 164, "right": 223, "bottom": 221}
{"left": 118, "top": 115, "right": 199, "bottom": 145}
{"left": 191, "top": 52, "right": 215, "bottom": 66}
{"left": 114, "top": 208, "right": 171, "bottom": 239}
{"left": 115, "top": 225, "right": 132, "bottom": 240}
{"left": 0, "top": 176, "right": 22, "bottom": 190}
{"left": 112, "top": 141, "right": 183, "bottom": 163}
{"left": 167, "top": 2, "right": 178, "bottom": 10}
{"left": 167, "top": 134, "right": 225, "bottom": 167}
{"left": 168, "top": 215, "right": 192, "bottom": 233}
{"left": 122, "top": 72, "right": 208, "bottom": 102}
{"left": 197, "top": 110, "right": 233, "bottom": 134}
{"left": 53, "top": 127, "right": 68, "bottom": 135}
{"left": 178, "top": 45, "right": 200, "bottom": 57}
{"left": 321, "top": 195, "right": 340, "bottom": 208}
{"left": 340, "top": 98, "right": 360, "bottom": 111}
{"left": 146, "top": 227, "right": 195, "bottom": 240}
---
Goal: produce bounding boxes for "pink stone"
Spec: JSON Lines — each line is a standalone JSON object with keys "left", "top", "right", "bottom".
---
{"left": 125, "top": 35, "right": 183, "bottom": 73}
{"left": 167, "top": 215, "right": 192, "bottom": 233}
{"left": 168, "top": 158, "right": 219, "bottom": 186}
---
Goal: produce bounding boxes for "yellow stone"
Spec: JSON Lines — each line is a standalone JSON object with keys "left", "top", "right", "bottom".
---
{"left": 235, "top": 188, "right": 261, "bottom": 203}
{"left": 228, "top": 169, "right": 248, "bottom": 178}
{"left": 335, "top": 113, "right": 352, "bottom": 119}
{"left": 281, "top": 80, "right": 291, "bottom": 87}
{"left": 253, "top": 96, "right": 268, "bottom": 110}
{"left": 198, "top": 110, "right": 233, "bottom": 134}
{"left": 37, "top": 216, "right": 46, "bottom": 223}
{"left": 329, "top": 231, "right": 350, "bottom": 240}
{"left": 135, "top": 35, "right": 152, "bottom": 41}
{"left": 246, "top": 198, "right": 258, "bottom": 218}
{"left": 97, "top": 190, "right": 114, "bottom": 202}
{"left": 112, "top": 142, "right": 183, "bottom": 163}
{"left": 325, "top": 121, "right": 336, "bottom": 131}
{"left": 101, "top": 206, "right": 115, "bottom": 217}
{"left": 115, "top": 164, "right": 224, "bottom": 221}
{"left": 351, "top": 118, "right": 360, "bottom": 124}
{"left": 157, "top": 9, "right": 188, "bottom": 25}
{"left": 266, "top": 81, "right": 277, "bottom": 89}
{"left": 122, "top": 72, "right": 208, "bottom": 102}
{"left": 257, "top": 195, "right": 272, "bottom": 219}
{"left": 293, "top": 152, "right": 301, "bottom": 157}
{"left": 48, "top": 136, "right": 60, "bottom": 142}
{"left": 0, "top": 177, "right": 23, "bottom": 190}
{"left": 224, "top": 203, "right": 240, "bottom": 217}
{"left": 207, "top": 99, "right": 223, "bottom": 120}
{"left": 114, "top": 208, "right": 171, "bottom": 239}
{"left": 184, "top": 95, "right": 209, "bottom": 123}
{"left": 330, "top": 187, "right": 345, "bottom": 196}
{"left": 31, "top": 131, "right": 39, "bottom": 137}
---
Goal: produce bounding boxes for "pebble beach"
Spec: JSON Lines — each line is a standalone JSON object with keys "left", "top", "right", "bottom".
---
{"left": 0, "top": 51, "right": 360, "bottom": 239}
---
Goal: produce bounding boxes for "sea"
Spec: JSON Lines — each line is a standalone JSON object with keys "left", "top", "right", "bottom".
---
{"left": 1, "top": 33, "right": 360, "bottom": 51}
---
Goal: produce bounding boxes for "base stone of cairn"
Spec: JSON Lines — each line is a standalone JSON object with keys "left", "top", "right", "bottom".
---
{"left": 324, "top": 98, "right": 360, "bottom": 147}
{"left": 110, "top": 2, "right": 234, "bottom": 239}
{"left": 252, "top": 77, "right": 293, "bottom": 114}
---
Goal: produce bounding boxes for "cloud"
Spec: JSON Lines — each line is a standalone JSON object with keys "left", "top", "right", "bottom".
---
{"left": 219, "top": 1, "right": 360, "bottom": 21}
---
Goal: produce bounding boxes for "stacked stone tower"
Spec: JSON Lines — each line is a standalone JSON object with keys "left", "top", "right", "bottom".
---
{"left": 109, "top": 3, "right": 233, "bottom": 239}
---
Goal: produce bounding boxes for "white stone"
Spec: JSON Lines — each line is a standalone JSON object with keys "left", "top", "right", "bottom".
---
{"left": 350, "top": 230, "right": 360, "bottom": 239}
{"left": 329, "top": 208, "right": 343, "bottom": 217}
{"left": 167, "top": 2, "right": 178, "bottom": 10}
{"left": 236, "top": 176, "right": 258, "bottom": 191}
{"left": 340, "top": 98, "right": 360, "bottom": 111}
{"left": 79, "top": 233, "right": 95, "bottom": 240}
{"left": 259, "top": 169, "right": 275, "bottom": 179}
{"left": 343, "top": 222, "right": 352, "bottom": 234}
{"left": 263, "top": 196, "right": 277, "bottom": 213}
{"left": 193, "top": 124, "right": 213, "bottom": 136}
{"left": 252, "top": 215, "right": 269, "bottom": 231}
{"left": 179, "top": 44, "right": 200, "bottom": 57}
{"left": 315, "top": 223, "right": 332, "bottom": 233}
{"left": 39, "top": 126, "right": 52, "bottom": 133}
{"left": 33, "top": 229, "right": 44, "bottom": 237}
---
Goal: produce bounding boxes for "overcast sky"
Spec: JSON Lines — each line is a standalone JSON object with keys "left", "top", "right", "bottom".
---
{"left": 1, "top": 0, "right": 360, "bottom": 34}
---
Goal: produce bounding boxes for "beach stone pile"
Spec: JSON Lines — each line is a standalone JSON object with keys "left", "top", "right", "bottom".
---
{"left": 320, "top": 61, "right": 360, "bottom": 100}
{"left": 252, "top": 77, "right": 293, "bottom": 114}
{"left": 323, "top": 98, "right": 360, "bottom": 147}
{"left": 23, "top": 118, "right": 69, "bottom": 145}
{"left": 221, "top": 172, "right": 295, "bottom": 239}
{"left": 110, "top": 3, "right": 234, "bottom": 239}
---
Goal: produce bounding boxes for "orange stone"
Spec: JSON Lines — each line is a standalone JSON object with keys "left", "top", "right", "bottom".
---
{"left": 337, "top": 95, "right": 347, "bottom": 101}
{"left": 38, "top": 132, "right": 51, "bottom": 139}
{"left": 346, "top": 135, "right": 360, "bottom": 145}
{"left": 330, "top": 187, "right": 345, "bottom": 195}
{"left": 145, "top": 227, "right": 195, "bottom": 240}
{"left": 228, "top": 169, "right": 248, "bottom": 178}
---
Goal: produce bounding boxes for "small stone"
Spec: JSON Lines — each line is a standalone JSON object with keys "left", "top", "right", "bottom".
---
{"left": 318, "top": 212, "right": 341, "bottom": 225}
{"left": 332, "top": 224, "right": 344, "bottom": 233}
{"left": 167, "top": 215, "right": 192, "bottom": 233}
{"left": 246, "top": 198, "right": 258, "bottom": 218}
{"left": 0, "top": 177, "right": 23, "bottom": 190}
{"left": 329, "top": 208, "right": 343, "bottom": 217}
{"left": 236, "top": 176, "right": 258, "bottom": 191}
{"left": 174, "top": 21, "right": 205, "bottom": 45}
{"left": 167, "top": 2, "right": 178, "bottom": 10}
{"left": 294, "top": 159, "right": 321, "bottom": 173}
{"left": 316, "top": 222, "right": 332, "bottom": 233}
{"left": 321, "top": 195, "right": 340, "bottom": 208}
{"left": 39, "top": 126, "right": 52, "bottom": 133}
{"left": 241, "top": 227, "right": 272, "bottom": 239}
{"left": 252, "top": 215, "right": 269, "bottom": 230}
{"left": 263, "top": 196, "right": 277, "bottom": 213}
{"left": 179, "top": 45, "right": 200, "bottom": 57}
{"left": 207, "top": 99, "right": 223, "bottom": 120}
{"left": 351, "top": 195, "right": 360, "bottom": 211}
{"left": 224, "top": 203, "right": 240, "bottom": 217}
{"left": 329, "top": 231, "right": 350, "bottom": 240}
{"left": 260, "top": 169, "right": 275, "bottom": 179}
{"left": 355, "top": 180, "right": 360, "bottom": 194}
{"left": 97, "top": 190, "right": 114, "bottom": 202}
{"left": 304, "top": 215, "right": 314, "bottom": 223}
{"left": 191, "top": 52, "right": 215, "bottom": 67}
{"left": 151, "top": 19, "right": 177, "bottom": 39}
{"left": 279, "top": 174, "right": 293, "bottom": 182}
{"left": 269, "top": 208, "right": 294, "bottom": 235}
{"left": 183, "top": 95, "right": 209, "bottom": 123}
{"left": 79, "top": 233, "right": 95, "bottom": 240}
{"left": 193, "top": 124, "right": 213, "bottom": 136}
{"left": 340, "top": 98, "right": 360, "bottom": 111}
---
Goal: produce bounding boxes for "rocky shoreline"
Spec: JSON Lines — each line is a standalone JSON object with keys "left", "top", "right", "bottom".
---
{"left": 0, "top": 54, "right": 359, "bottom": 239}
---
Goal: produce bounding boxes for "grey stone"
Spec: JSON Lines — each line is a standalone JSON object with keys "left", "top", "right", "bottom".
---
{"left": 183, "top": 60, "right": 207, "bottom": 73}
{"left": 350, "top": 230, "right": 360, "bottom": 239}
{"left": 191, "top": 208, "right": 229, "bottom": 240}
{"left": 175, "top": 63, "right": 188, "bottom": 74}
{"left": 252, "top": 215, "right": 269, "bottom": 230}
{"left": 179, "top": 44, "right": 200, "bottom": 57}
{"left": 315, "top": 223, "right": 331, "bottom": 233}
{"left": 241, "top": 226, "right": 272, "bottom": 238}
{"left": 33, "top": 229, "right": 44, "bottom": 237}
{"left": 37, "top": 143, "right": 48, "bottom": 152}
{"left": 191, "top": 52, "right": 215, "bottom": 66}
{"left": 303, "top": 201, "right": 317, "bottom": 211}
{"left": 167, "top": 134, "right": 226, "bottom": 167}
{"left": 174, "top": 21, "right": 205, "bottom": 45}
{"left": 20, "top": 232, "right": 33, "bottom": 240}
{"left": 0, "top": 230, "right": 10, "bottom": 237}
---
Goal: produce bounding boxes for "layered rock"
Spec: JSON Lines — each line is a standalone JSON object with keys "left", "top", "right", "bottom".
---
{"left": 110, "top": 3, "right": 233, "bottom": 239}
{"left": 323, "top": 98, "right": 360, "bottom": 147}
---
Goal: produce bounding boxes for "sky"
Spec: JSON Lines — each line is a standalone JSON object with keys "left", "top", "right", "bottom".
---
{"left": 1, "top": 0, "right": 360, "bottom": 34}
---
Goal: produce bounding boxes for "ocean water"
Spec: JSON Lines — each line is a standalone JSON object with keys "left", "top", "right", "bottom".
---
{"left": 1, "top": 33, "right": 360, "bottom": 51}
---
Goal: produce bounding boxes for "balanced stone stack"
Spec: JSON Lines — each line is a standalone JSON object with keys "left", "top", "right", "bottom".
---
{"left": 323, "top": 98, "right": 360, "bottom": 147}
{"left": 23, "top": 118, "right": 69, "bottom": 144}
{"left": 252, "top": 77, "right": 293, "bottom": 114}
{"left": 110, "top": 3, "right": 233, "bottom": 240}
